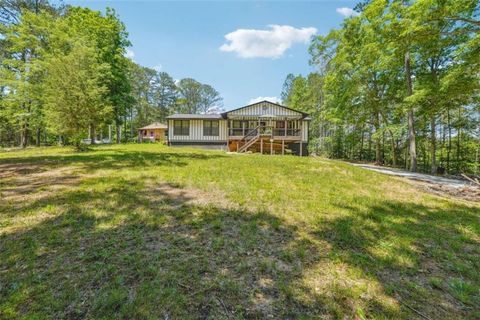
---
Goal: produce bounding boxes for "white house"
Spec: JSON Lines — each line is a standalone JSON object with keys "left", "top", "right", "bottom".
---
{"left": 166, "top": 100, "right": 310, "bottom": 155}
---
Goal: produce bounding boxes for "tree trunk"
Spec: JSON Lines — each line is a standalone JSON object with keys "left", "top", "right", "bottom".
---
{"left": 21, "top": 122, "right": 28, "bottom": 148}
{"left": 130, "top": 107, "right": 134, "bottom": 139}
{"left": 404, "top": 140, "right": 408, "bottom": 170}
{"left": 446, "top": 108, "right": 452, "bottom": 173}
{"left": 475, "top": 146, "right": 479, "bottom": 175}
{"left": 20, "top": 102, "right": 30, "bottom": 148}
{"left": 382, "top": 130, "right": 385, "bottom": 164}
{"left": 456, "top": 106, "right": 462, "bottom": 173}
{"left": 367, "top": 128, "right": 372, "bottom": 161}
{"left": 89, "top": 124, "right": 95, "bottom": 145}
{"left": 124, "top": 114, "right": 128, "bottom": 142}
{"left": 360, "top": 128, "right": 365, "bottom": 160}
{"left": 389, "top": 130, "right": 397, "bottom": 167}
{"left": 430, "top": 115, "right": 437, "bottom": 174}
{"left": 405, "top": 51, "right": 417, "bottom": 172}
{"left": 456, "top": 128, "right": 461, "bottom": 174}
{"left": 116, "top": 122, "right": 121, "bottom": 144}
{"left": 36, "top": 127, "right": 41, "bottom": 147}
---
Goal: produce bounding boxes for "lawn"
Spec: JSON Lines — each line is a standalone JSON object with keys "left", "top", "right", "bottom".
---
{"left": 0, "top": 144, "right": 479, "bottom": 319}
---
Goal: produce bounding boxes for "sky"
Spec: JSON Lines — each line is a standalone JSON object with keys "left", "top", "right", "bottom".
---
{"left": 61, "top": 0, "right": 357, "bottom": 110}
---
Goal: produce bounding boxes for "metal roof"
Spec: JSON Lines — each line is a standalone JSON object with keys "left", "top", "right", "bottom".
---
{"left": 138, "top": 122, "right": 167, "bottom": 130}
{"left": 166, "top": 114, "right": 224, "bottom": 120}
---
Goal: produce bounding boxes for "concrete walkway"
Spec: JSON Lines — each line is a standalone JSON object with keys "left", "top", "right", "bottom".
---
{"left": 351, "top": 163, "right": 472, "bottom": 188}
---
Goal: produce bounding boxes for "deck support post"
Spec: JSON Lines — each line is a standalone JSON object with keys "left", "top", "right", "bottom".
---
{"left": 260, "top": 138, "right": 263, "bottom": 154}
{"left": 270, "top": 140, "right": 273, "bottom": 155}
{"left": 282, "top": 140, "right": 285, "bottom": 155}
{"left": 300, "top": 141, "right": 303, "bottom": 156}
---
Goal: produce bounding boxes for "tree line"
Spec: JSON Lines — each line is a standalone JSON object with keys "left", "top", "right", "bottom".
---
{"left": 282, "top": 0, "right": 479, "bottom": 175}
{"left": 0, "top": 0, "right": 222, "bottom": 149}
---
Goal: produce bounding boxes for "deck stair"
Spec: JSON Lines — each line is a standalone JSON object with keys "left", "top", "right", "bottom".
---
{"left": 237, "top": 126, "right": 261, "bottom": 153}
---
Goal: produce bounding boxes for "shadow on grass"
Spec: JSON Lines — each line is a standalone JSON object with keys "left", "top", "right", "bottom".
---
{"left": 0, "top": 148, "right": 226, "bottom": 173}
{"left": 0, "top": 148, "right": 226, "bottom": 203}
{"left": 1, "top": 175, "right": 323, "bottom": 319}
{"left": 0, "top": 148, "right": 479, "bottom": 318}
{"left": 313, "top": 199, "right": 480, "bottom": 319}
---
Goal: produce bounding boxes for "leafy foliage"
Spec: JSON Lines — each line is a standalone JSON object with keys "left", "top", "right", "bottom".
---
{"left": 283, "top": 0, "right": 480, "bottom": 175}
{"left": 0, "top": 2, "right": 223, "bottom": 148}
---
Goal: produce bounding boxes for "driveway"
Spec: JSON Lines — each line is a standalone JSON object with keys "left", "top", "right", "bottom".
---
{"left": 351, "top": 163, "right": 473, "bottom": 188}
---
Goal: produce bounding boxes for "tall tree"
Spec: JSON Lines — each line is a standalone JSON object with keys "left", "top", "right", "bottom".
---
{"left": 176, "top": 78, "right": 202, "bottom": 114}
{"left": 63, "top": 7, "right": 133, "bottom": 143}
{"left": 198, "top": 84, "right": 223, "bottom": 114}
{"left": 42, "top": 41, "right": 112, "bottom": 149}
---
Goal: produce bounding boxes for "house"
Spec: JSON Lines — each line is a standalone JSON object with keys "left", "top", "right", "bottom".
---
{"left": 138, "top": 122, "right": 167, "bottom": 142}
{"left": 166, "top": 100, "right": 309, "bottom": 155}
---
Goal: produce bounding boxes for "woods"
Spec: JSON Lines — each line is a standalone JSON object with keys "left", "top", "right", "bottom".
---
{"left": 0, "top": 1, "right": 223, "bottom": 148}
{"left": 282, "top": 0, "right": 479, "bottom": 175}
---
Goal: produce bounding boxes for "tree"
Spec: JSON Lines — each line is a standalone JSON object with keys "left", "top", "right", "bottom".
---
{"left": 1, "top": 10, "right": 52, "bottom": 147}
{"left": 42, "top": 42, "right": 112, "bottom": 149}
{"left": 0, "top": 0, "right": 61, "bottom": 26}
{"left": 198, "top": 84, "right": 223, "bottom": 114}
{"left": 152, "top": 71, "right": 177, "bottom": 120}
{"left": 176, "top": 78, "right": 202, "bottom": 113}
{"left": 63, "top": 7, "right": 133, "bottom": 143}
{"left": 176, "top": 78, "right": 223, "bottom": 114}
{"left": 281, "top": 73, "right": 295, "bottom": 104}
{"left": 305, "top": 0, "right": 479, "bottom": 174}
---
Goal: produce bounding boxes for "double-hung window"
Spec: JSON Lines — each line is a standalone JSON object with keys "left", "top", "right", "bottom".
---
{"left": 203, "top": 120, "right": 219, "bottom": 136}
{"left": 173, "top": 120, "right": 189, "bottom": 136}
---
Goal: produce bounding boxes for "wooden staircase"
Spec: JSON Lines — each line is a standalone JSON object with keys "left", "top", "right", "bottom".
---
{"left": 237, "top": 126, "right": 291, "bottom": 154}
{"left": 237, "top": 126, "right": 261, "bottom": 153}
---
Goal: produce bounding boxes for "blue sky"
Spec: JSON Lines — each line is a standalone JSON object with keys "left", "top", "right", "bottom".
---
{"left": 63, "top": 1, "right": 357, "bottom": 110}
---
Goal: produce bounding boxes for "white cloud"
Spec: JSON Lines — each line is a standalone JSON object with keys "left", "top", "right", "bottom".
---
{"left": 336, "top": 7, "right": 359, "bottom": 18}
{"left": 248, "top": 96, "right": 281, "bottom": 105}
{"left": 125, "top": 49, "right": 135, "bottom": 59}
{"left": 152, "top": 64, "right": 163, "bottom": 72}
{"left": 220, "top": 25, "right": 317, "bottom": 59}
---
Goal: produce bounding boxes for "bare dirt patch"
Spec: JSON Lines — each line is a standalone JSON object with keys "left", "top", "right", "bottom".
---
{"left": 148, "top": 182, "right": 238, "bottom": 210}
{"left": 414, "top": 181, "right": 480, "bottom": 202}
{"left": 352, "top": 163, "right": 479, "bottom": 202}
{"left": 0, "top": 165, "right": 81, "bottom": 204}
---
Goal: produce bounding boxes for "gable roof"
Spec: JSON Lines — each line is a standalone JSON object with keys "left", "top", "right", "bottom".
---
{"left": 222, "top": 100, "right": 309, "bottom": 118}
{"left": 163, "top": 101, "right": 310, "bottom": 121}
{"left": 138, "top": 122, "right": 167, "bottom": 130}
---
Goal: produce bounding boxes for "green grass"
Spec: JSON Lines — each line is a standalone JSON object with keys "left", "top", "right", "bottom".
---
{"left": 0, "top": 144, "right": 479, "bottom": 319}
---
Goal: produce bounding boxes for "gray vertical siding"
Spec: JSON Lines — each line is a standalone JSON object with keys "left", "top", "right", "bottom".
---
{"left": 168, "top": 119, "right": 228, "bottom": 142}
{"left": 302, "top": 121, "right": 308, "bottom": 142}
{"left": 228, "top": 101, "right": 303, "bottom": 117}
{"left": 167, "top": 102, "right": 309, "bottom": 143}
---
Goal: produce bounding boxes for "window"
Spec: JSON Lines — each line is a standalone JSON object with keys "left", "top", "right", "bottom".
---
{"left": 232, "top": 120, "right": 242, "bottom": 129}
{"left": 203, "top": 120, "right": 219, "bottom": 136}
{"left": 276, "top": 121, "right": 286, "bottom": 129}
{"left": 173, "top": 120, "right": 189, "bottom": 136}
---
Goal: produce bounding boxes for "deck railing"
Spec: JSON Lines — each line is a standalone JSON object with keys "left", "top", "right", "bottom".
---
{"left": 229, "top": 127, "right": 301, "bottom": 137}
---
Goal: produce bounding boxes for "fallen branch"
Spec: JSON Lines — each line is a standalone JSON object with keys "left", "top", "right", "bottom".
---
{"left": 461, "top": 174, "right": 480, "bottom": 187}
{"left": 216, "top": 297, "right": 232, "bottom": 319}
{"left": 403, "top": 302, "right": 432, "bottom": 320}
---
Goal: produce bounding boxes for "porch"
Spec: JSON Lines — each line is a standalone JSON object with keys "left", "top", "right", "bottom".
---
{"left": 227, "top": 117, "right": 306, "bottom": 155}
{"left": 227, "top": 116, "right": 304, "bottom": 140}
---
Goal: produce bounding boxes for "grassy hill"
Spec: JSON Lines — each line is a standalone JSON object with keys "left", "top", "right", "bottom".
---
{"left": 0, "top": 144, "right": 479, "bottom": 319}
